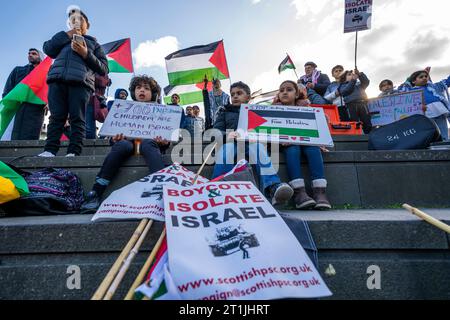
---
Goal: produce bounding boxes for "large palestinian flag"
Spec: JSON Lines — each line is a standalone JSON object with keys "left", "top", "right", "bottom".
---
{"left": 102, "top": 38, "right": 134, "bottom": 73}
{"left": 0, "top": 57, "right": 52, "bottom": 140}
{"left": 164, "top": 40, "right": 230, "bottom": 105}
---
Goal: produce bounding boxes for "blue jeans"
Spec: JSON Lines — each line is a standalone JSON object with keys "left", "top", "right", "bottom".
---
{"left": 283, "top": 145, "right": 325, "bottom": 181}
{"left": 212, "top": 142, "right": 281, "bottom": 192}
{"left": 86, "top": 103, "right": 96, "bottom": 139}
{"left": 433, "top": 114, "right": 449, "bottom": 140}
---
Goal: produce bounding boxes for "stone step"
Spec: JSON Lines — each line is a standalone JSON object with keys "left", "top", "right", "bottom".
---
{"left": 2, "top": 150, "right": 450, "bottom": 208}
{"left": 0, "top": 135, "right": 369, "bottom": 158}
{"left": 0, "top": 209, "right": 449, "bottom": 300}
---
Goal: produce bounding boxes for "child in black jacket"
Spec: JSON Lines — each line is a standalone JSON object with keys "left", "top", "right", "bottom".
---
{"left": 39, "top": 7, "right": 108, "bottom": 157}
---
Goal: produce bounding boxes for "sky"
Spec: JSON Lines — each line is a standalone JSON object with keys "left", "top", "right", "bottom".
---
{"left": 1, "top": 0, "right": 450, "bottom": 100}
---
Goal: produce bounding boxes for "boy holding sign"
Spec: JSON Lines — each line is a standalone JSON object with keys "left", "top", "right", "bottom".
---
{"left": 81, "top": 75, "right": 170, "bottom": 212}
{"left": 212, "top": 81, "right": 294, "bottom": 206}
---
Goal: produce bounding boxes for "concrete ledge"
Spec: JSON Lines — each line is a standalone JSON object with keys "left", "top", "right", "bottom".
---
{"left": 0, "top": 210, "right": 449, "bottom": 300}
{"left": 2, "top": 150, "right": 450, "bottom": 207}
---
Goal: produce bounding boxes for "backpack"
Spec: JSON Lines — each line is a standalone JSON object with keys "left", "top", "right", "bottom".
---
{"left": 1, "top": 167, "right": 84, "bottom": 216}
{"left": 368, "top": 115, "right": 442, "bottom": 150}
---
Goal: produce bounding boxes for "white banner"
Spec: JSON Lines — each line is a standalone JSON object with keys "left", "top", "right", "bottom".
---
{"left": 237, "top": 104, "right": 334, "bottom": 147}
{"left": 92, "top": 164, "right": 209, "bottom": 222}
{"left": 164, "top": 182, "right": 332, "bottom": 300}
{"left": 344, "top": 0, "right": 373, "bottom": 33}
{"left": 99, "top": 100, "right": 183, "bottom": 141}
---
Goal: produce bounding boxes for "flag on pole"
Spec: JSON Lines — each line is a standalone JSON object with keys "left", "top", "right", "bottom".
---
{"left": 0, "top": 57, "right": 52, "bottom": 140}
{"left": 102, "top": 38, "right": 134, "bottom": 73}
{"left": 164, "top": 40, "right": 230, "bottom": 105}
{"left": 278, "top": 54, "right": 296, "bottom": 74}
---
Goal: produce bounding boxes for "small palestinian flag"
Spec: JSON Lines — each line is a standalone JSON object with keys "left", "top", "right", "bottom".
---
{"left": 278, "top": 54, "right": 296, "bottom": 74}
{"left": 0, "top": 57, "right": 52, "bottom": 140}
{"left": 102, "top": 38, "right": 134, "bottom": 73}
{"left": 248, "top": 109, "right": 320, "bottom": 138}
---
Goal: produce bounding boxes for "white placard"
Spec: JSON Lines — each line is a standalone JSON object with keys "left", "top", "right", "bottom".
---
{"left": 237, "top": 104, "right": 334, "bottom": 147}
{"left": 344, "top": 0, "right": 373, "bottom": 33}
{"left": 164, "top": 182, "right": 332, "bottom": 300}
{"left": 99, "top": 100, "right": 182, "bottom": 141}
{"left": 92, "top": 164, "right": 209, "bottom": 222}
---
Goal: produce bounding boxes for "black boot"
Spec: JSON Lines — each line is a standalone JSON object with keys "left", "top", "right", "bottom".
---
{"left": 81, "top": 190, "right": 101, "bottom": 214}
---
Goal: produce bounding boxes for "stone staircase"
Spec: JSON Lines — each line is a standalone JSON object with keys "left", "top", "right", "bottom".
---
{"left": 0, "top": 136, "right": 449, "bottom": 300}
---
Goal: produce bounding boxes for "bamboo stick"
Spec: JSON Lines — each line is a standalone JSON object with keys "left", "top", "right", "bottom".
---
{"left": 124, "top": 144, "right": 217, "bottom": 300}
{"left": 124, "top": 229, "right": 167, "bottom": 300}
{"left": 91, "top": 219, "right": 150, "bottom": 300}
{"left": 403, "top": 204, "right": 450, "bottom": 234}
{"left": 103, "top": 220, "right": 153, "bottom": 300}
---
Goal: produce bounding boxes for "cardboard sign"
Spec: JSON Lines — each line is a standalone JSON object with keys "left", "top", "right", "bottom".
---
{"left": 344, "top": 0, "right": 373, "bottom": 33}
{"left": 99, "top": 100, "right": 182, "bottom": 141}
{"left": 92, "top": 164, "right": 209, "bottom": 222}
{"left": 368, "top": 91, "right": 425, "bottom": 126}
{"left": 237, "top": 104, "right": 334, "bottom": 147}
{"left": 164, "top": 182, "right": 332, "bottom": 300}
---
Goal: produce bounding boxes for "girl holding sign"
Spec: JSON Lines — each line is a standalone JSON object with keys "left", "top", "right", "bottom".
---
{"left": 407, "top": 70, "right": 450, "bottom": 140}
{"left": 81, "top": 75, "right": 170, "bottom": 212}
{"left": 275, "top": 81, "right": 331, "bottom": 210}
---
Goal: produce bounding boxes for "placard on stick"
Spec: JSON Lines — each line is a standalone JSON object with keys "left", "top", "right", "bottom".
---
{"left": 99, "top": 100, "right": 183, "bottom": 141}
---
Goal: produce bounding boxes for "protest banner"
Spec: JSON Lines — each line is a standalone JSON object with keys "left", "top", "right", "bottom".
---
{"left": 99, "top": 100, "right": 183, "bottom": 141}
{"left": 164, "top": 182, "right": 332, "bottom": 300}
{"left": 237, "top": 104, "right": 334, "bottom": 147}
{"left": 344, "top": 0, "right": 373, "bottom": 33}
{"left": 91, "top": 164, "right": 209, "bottom": 222}
{"left": 368, "top": 91, "right": 425, "bottom": 126}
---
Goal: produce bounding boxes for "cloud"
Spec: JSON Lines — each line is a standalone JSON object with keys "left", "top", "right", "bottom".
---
{"left": 404, "top": 32, "right": 449, "bottom": 62}
{"left": 251, "top": 0, "right": 262, "bottom": 3}
{"left": 134, "top": 36, "right": 180, "bottom": 70}
{"left": 291, "top": 0, "right": 339, "bottom": 19}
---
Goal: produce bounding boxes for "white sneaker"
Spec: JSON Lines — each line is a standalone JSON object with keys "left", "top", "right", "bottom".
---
{"left": 66, "top": 153, "right": 76, "bottom": 157}
{"left": 38, "top": 151, "right": 55, "bottom": 158}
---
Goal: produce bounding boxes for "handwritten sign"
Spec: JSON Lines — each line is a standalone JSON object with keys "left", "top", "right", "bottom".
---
{"left": 237, "top": 104, "right": 334, "bottom": 147}
{"left": 99, "top": 100, "right": 182, "bottom": 141}
{"left": 368, "top": 91, "right": 425, "bottom": 126}
{"left": 344, "top": 0, "right": 373, "bottom": 33}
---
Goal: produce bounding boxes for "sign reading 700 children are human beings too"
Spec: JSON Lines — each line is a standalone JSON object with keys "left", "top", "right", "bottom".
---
{"left": 99, "top": 100, "right": 183, "bottom": 141}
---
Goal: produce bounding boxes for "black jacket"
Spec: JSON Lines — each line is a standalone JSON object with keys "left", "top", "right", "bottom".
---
{"left": 43, "top": 31, "right": 109, "bottom": 91}
{"left": 2, "top": 64, "right": 36, "bottom": 98}
{"left": 213, "top": 104, "right": 241, "bottom": 134}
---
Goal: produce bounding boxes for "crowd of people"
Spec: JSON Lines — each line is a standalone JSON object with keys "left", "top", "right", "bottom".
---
{"left": 3, "top": 8, "right": 450, "bottom": 213}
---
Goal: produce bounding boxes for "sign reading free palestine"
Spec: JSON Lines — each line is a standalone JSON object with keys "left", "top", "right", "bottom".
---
{"left": 237, "top": 104, "right": 334, "bottom": 147}
{"left": 164, "top": 182, "right": 332, "bottom": 300}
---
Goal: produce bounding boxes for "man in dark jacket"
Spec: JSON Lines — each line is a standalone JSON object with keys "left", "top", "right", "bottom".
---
{"left": 299, "top": 62, "right": 331, "bottom": 97}
{"left": 2, "top": 49, "right": 46, "bottom": 140}
{"left": 39, "top": 8, "right": 109, "bottom": 157}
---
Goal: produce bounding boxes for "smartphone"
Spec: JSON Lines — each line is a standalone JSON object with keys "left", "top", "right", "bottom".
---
{"left": 73, "top": 34, "right": 85, "bottom": 45}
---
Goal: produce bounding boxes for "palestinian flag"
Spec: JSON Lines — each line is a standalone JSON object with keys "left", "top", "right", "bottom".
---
{"left": 278, "top": 54, "right": 296, "bottom": 74}
{"left": 0, "top": 57, "right": 52, "bottom": 140}
{"left": 165, "top": 40, "right": 230, "bottom": 89}
{"left": 247, "top": 108, "right": 320, "bottom": 138}
{"left": 102, "top": 38, "right": 134, "bottom": 73}
{"left": 163, "top": 81, "right": 213, "bottom": 105}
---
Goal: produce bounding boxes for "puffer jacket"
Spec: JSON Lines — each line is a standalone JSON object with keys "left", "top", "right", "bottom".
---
{"left": 43, "top": 31, "right": 109, "bottom": 91}
{"left": 214, "top": 104, "right": 240, "bottom": 134}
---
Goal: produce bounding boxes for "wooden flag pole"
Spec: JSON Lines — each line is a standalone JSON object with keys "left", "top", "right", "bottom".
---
{"left": 354, "top": 31, "right": 359, "bottom": 70}
{"left": 91, "top": 219, "right": 149, "bottom": 300}
{"left": 103, "top": 219, "right": 154, "bottom": 300}
{"left": 403, "top": 204, "right": 450, "bottom": 234}
{"left": 124, "top": 143, "right": 218, "bottom": 300}
{"left": 124, "top": 228, "right": 167, "bottom": 300}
